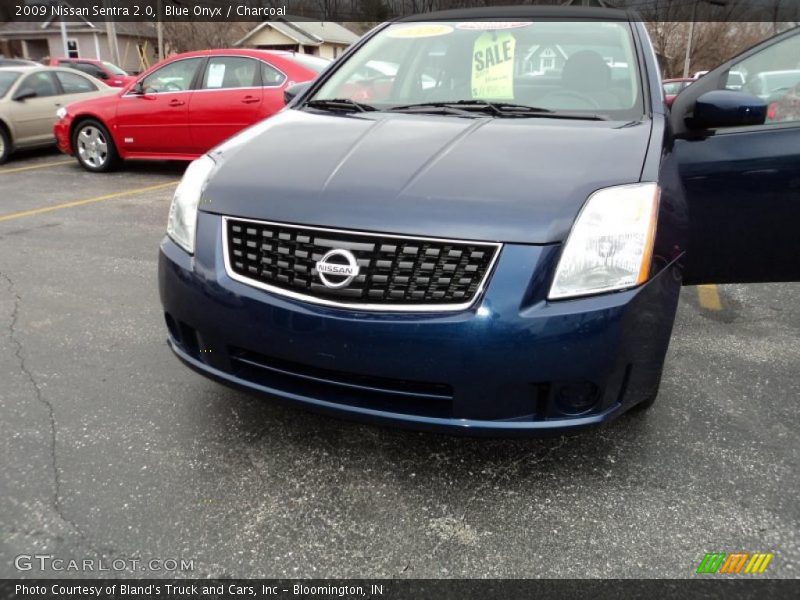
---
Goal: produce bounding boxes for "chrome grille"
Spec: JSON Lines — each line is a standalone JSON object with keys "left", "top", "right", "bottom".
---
{"left": 223, "top": 217, "right": 501, "bottom": 311}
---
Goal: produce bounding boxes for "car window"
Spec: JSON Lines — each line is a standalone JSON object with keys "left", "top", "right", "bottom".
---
{"left": 140, "top": 57, "right": 203, "bottom": 94}
{"left": 55, "top": 70, "right": 97, "bottom": 94}
{"left": 70, "top": 62, "right": 105, "bottom": 79}
{"left": 102, "top": 61, "right": 127, "bottom": 76}
{"left": 201, "top": 56, "right": 259, "bottom": 90}
{"left": 18, "top": 71, "right": 59, "bottom": 98}
{"left": 729, "top": 33, "right": 800, "bottom": 125}
{"left": 260, "top": 62, "right": 286, "bottom": 87}
{"left": 312, "top": 21, "right": 643, "bottom": 119}
{"left": 0, "top": 71, "right": 21, "bottom": 98}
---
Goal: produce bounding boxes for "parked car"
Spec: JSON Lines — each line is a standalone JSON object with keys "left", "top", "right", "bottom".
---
{"left": 724, "top": 70, "right": 745, "bottom": 90}
{"left": 340, "top": 60, "right": 437, "bottom": 101}
{"left": 662, "top": 77, "right": 693, "bottom": 106}
{"left": 767, "top": 81, "right": 800, "bottom": 122}
{"left": 743, "top": 69, "right": 800, "bottom": 100}
{"left": 159, "top": 11, "right": 800, "bottom": 435}
{"left": 47, "top": 57, "right": 135, "bottom": 88}
{"left": 54, "top": 49, "right": 327, "bottom": 172}
{"left": 0, "top": 66, "right": 115, "bottom": 164}
{"left": 0, "top": 57, "right": 39, "bottom": 67}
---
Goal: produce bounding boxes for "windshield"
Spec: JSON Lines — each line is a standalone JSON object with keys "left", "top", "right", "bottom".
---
{"left": 290, "top": 54, "right": 330, "bottom": 74}
{"left": 0, "top": 71, "right": 21, "bottom": 98}
{"left": 310, "top": 20, "right": 643, "bottom": 119}
{"left": 102, "top": 61, "right": 128, "bottom": 76}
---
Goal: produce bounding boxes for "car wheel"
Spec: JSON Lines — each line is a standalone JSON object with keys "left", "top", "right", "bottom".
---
{"left": 73, "top": 120, "right": 119, "bottom": 172}
{"left": 0, "top": 126, "right": 10, "bottom": 165}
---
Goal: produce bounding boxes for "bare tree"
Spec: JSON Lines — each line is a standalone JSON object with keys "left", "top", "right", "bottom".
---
{"left": 161, "top": 22, "right": 254, "bottom": 54}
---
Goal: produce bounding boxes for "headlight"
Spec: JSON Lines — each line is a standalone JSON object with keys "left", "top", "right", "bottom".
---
{"left": 549, "top": 183, "right": 659, "bottom": 300}
{"left": 167, "top": 155, "right": 215, "bottom": 254}
{"left": 56, "top": 107, "right": 67, "bottom": 120}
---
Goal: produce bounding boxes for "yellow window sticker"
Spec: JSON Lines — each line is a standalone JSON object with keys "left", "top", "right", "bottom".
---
{"left": 388, "top": 24, "right": 454, "bottom": 39}
{"left": 471, "top": 31, "right": 516, "bottom": 100}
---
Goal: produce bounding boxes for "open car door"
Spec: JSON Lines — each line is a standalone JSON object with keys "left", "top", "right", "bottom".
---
{"left": 671, "top": 27, "right": 800, "bottom": 285}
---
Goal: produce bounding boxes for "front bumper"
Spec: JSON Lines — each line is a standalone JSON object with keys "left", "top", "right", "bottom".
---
{"left": 54, "top": 118, "right": 72, "bottom": 155}
{"left": 158, "top": 213, "right": 681, "bottom": 436}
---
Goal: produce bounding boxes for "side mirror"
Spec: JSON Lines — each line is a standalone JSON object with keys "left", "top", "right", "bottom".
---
{"left": 688, "top": 90, "right": 766, "bottom": 129}
{"left": 13, "top": 88, "right": 36, "bottom": 101}
{"left": 284, "top": 81, "right": 311, "bottom": 104}
{"left": 130, "top": 80, "right": 145, "bottom": 95}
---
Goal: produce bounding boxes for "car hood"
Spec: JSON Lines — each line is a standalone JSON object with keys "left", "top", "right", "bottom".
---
{"left": 202, "top": 109, "right": 652, "bottom": 244}
{"left": 65, "top": 87, "right": 119, "bottom": 110}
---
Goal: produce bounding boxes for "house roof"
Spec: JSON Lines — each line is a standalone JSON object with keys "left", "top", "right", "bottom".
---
{"left": 0, "top": 20, "right": 157, "bottom": 39}
{"left": 235, "top": 19, "right": 359, "bottom": 48}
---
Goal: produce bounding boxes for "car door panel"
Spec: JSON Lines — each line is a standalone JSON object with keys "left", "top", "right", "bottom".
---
{"left": 117, "top": 93, "right": 194, "bottom": 154}
{"left": 189, "top": 88, "right": 262, "bottom": 151}
{"left": 675, "top": 126, "right": 800, "bottom": 283}
{"left": 8, "top": 72, "right": 62, "bottom": 145}
{"left": 116, "top": 57, "right": 203, "bottom": 155}
{"left": 671, "top": 27, "right": 800, "bottom": 285}
{"left": 189, "top": 56, "right": 262, "bottom": 151}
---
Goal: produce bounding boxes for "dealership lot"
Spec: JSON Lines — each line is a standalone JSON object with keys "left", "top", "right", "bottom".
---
{"left": 0, "top": 150, "right": 797, "bottom": 578}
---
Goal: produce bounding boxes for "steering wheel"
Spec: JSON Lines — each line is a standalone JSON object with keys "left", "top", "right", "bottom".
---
{"left": 163, "top": 81, "right": 183, "bottom": 92}
{"left": 538, "top": 90, "right": 601, "bottom": 110}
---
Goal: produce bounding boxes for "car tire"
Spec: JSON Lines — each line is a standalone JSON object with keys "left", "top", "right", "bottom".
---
{"left": 0, "top": 126, "right": 10, "bottom": 165}
{"left": 73, "top": 119, "right": 119, "bottom": 172}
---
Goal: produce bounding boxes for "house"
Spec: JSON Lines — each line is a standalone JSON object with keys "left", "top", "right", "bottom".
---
{"left": 0, "top": 20, "right": 157, "bottom": 73}
{"left": 235, "top": 19, "right": 359, "bottom": 60}
{"left": 522, "top": 45, "right": 570, "bottom": 76}
{"left": 522, "top": 44, "right": 631, "bottom": 77}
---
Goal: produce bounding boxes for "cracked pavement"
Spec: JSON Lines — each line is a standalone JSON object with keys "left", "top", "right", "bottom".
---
{"left": 0, "top": 150, "right": 798, "bottom": 579}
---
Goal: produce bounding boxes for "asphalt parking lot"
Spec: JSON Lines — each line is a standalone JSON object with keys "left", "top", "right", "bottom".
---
{"left": 0, "top": 149, "right": 797, "bottom": 579}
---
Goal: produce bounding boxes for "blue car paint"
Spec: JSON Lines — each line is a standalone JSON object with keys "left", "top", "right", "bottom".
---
{"left": 199, "top": 111, "right": 655, "bottom": 245}
{"left": 158, "top": 15, "right": 689, "bottom": 435}
{"left": 159, "top": 215, "right": 681, "bottom": 435}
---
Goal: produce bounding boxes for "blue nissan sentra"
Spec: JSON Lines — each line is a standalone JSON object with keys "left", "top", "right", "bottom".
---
{"left": 159, "top": 8, "right": 800, "bottom": 435}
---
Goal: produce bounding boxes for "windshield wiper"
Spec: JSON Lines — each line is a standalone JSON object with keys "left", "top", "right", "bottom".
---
{"left": 454, "top": 100, "right": 556, "bottom": 115}
{"left": 389, "top": 100, "right": 552, "bottom": 115}
{"left": 388, "top": 100, "right": 607, "bottom": 120}
{"left": 304, "top": 98, "right": 377, "bottom": 113}
{"left": 386, "top": 103, "right": 476, "bottom": 116}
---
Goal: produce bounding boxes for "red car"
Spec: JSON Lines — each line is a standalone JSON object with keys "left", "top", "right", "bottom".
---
{"left": 54, "top": 49, "right": 328, "bottom": 172}
{"left": 47, "top": 57, "right": 136, "bottom": 88}
{"left": 662, "top": 77, "right": 694, "bottom": 107}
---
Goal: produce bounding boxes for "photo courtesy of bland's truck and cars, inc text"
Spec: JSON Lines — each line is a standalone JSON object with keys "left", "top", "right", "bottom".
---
{"left": 0, "top": 1, "right": 798, "bottom": 598}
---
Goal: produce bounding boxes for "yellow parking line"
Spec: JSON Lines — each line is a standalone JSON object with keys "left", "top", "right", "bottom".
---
{"left": 697, "top": 284, "right": 722, "bottom": 311}
{"left": 0, "top": 181, "right": 178, "bottom": 223}
{"left": 0, "top": 159, "right": 74, "bottom": 175}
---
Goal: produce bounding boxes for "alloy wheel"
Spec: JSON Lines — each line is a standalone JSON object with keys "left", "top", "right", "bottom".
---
{"left": 77, "top": 125, "right": 109, "bottom": 169}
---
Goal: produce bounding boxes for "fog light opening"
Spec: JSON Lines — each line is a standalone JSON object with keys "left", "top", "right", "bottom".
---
{"left": 555, "top": 381, "right": 600, "bottom": 416}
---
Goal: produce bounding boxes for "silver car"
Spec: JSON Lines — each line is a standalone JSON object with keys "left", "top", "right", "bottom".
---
{"left": 0, "top": 66, "right": 115, "bottom": 164}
